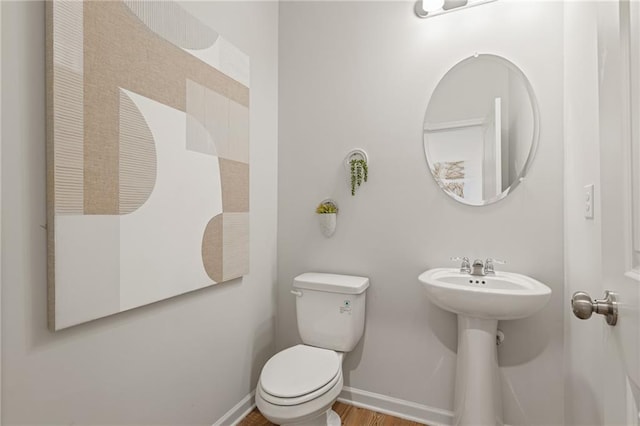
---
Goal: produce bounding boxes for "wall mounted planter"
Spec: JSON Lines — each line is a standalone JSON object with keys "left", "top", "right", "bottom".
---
{"left": 316, "top": 199, "right": 338, "bottom": 237}
{"left": 318, "top": 213, "right": 337, "bottom": 238}
{"left": 345, "top": 149, "right": 369, "bottom": 196}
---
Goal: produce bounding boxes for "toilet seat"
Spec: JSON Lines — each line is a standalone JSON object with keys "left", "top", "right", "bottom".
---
{"left": 258, "top": 369, "right": 342, "bottom": 406}
{"left": 256, "top": 370, "right": 344, "bottom": 425}
{"left": 259, "top": 345, "right": 341, "bottom": 406}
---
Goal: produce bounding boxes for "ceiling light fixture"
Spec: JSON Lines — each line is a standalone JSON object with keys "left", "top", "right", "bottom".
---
{"left": 414, "top": 0, "right": 497, "bottom": 19}
{"left": 421, "top": 0, "right": 445, "bottom": 13}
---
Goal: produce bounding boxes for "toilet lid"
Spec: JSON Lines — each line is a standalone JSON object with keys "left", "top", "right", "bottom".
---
{"left": 260, "top": 345, "right": 340, "bottom": 398}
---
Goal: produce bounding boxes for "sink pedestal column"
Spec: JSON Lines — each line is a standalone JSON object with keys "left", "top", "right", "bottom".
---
{"left": 454, "top": 316, "right": 503, "bottom": 426}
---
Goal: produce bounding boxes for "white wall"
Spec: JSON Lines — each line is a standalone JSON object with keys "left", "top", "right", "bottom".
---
{"left": 278, "top": 2, "right": 565, "bottom": 425}
{"left": 562, "top": 4, "right": 604, "bottom": 425}
{"left": 0, "top": 1, "right": 3, "bottom": 419}
{"left": 1, "top": 1, "right": 278, "bottom": 424}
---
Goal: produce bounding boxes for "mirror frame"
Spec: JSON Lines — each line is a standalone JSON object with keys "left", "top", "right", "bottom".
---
{"left": 423, "top": 53, "right": 541, "bottom": 206}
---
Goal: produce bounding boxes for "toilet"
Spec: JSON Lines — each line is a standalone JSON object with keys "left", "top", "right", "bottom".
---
{"left": 256, "top": 272, "right": 369, "bottom": 426}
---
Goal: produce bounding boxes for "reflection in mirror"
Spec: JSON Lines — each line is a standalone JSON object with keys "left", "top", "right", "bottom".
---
{"left": 423, "top": 54, "right": 539, "bottom": 206}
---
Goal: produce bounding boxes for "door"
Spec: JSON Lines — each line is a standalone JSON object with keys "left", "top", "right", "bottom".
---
{"left": 598, "top": 1, "right": 640, "bottom": 424}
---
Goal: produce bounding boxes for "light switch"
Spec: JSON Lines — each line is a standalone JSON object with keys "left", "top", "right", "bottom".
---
{"left": 584, "top": 184, "right": 594, "bottom": 219}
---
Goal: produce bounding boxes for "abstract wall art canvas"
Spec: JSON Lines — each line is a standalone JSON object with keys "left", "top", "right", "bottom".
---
{"left": 46, "top": 1, "right": 250, "bottom": 330}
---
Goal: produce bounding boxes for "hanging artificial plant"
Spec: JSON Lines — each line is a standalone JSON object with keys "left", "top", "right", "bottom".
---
{"left": 349, "top": 158, "right": 368, "bottom": 196}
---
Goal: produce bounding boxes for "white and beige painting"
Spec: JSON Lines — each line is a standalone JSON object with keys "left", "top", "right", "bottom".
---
{"left": 47, "top": 1, "right": 250, "bottom": 330}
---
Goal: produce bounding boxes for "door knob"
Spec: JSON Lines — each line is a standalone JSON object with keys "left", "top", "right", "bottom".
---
{"left": 571, "top": 290, "right": 618, "bottom": 326}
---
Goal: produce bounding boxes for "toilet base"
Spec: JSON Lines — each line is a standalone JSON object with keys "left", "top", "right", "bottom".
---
{"left": 327, "top": 410, "right": 341, "bottom": 426}
{"left": 282, "top": 409, "right": 341, "bottom": 426}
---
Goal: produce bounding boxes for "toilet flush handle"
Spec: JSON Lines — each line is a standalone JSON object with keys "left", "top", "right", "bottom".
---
{"left": 291, "top": 289, "right": 303, "bottom": 297}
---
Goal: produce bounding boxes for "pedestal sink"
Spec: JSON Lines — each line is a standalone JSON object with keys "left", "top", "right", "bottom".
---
{"left": 418, "top": 268, "right": 551, "bottom": 426}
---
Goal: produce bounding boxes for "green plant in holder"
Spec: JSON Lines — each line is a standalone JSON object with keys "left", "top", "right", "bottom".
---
{"left": 350, "top": 158, "right": 368, "bottom": 196}
{"left": 316, "top": 201, "right": 338, "bottom": 214}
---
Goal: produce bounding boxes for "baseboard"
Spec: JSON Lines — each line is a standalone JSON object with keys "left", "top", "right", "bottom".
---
{"left": 338, "top": 386, "right": 454, "bottom": 426}
{"left": 213, "top": 390, "right": 256, "bottom": 426}
{"left": 214, "top": 386, "right": 454, "bottom": 426}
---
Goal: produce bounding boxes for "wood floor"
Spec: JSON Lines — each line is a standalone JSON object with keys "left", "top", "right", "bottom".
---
{"left": 237, "top": 401, "right": 426, "bottom": 426}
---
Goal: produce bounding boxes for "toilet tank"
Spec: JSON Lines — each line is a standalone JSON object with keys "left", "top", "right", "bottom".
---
{"left": 293, "top": 272, "right": 369, "bottom": 352}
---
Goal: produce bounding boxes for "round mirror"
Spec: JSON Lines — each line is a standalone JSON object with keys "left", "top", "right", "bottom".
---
{"left": 423, "top": 54, "right": 539, "bottom": 206}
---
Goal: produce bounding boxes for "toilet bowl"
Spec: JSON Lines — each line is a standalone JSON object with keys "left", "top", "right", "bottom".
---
{"left": 256, "top": 345, "right": 344, "bottom": 426}
{"left": 255, "top": 273, "right": 369, "bottom": 426}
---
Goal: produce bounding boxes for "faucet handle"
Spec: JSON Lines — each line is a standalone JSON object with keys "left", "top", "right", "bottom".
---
{"left": 485, "top": 258, "right": 506, "bottom": 274}
{"left": 450, "top": 256, "right": 471, "bottom": 273}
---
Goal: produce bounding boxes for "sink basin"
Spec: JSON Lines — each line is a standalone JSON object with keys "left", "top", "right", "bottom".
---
{"left": 418, "top": 268, "right": 551, "bottom": 320}
{"left": 419, "top": 267, "right": 552, "bottom": 426}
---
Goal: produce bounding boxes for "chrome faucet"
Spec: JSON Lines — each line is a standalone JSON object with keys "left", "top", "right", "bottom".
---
{"left": 452, "top": 257, "right": 506, "bottom": 276}
{"left": 450, "top": 257, "right": 471, "bottom": 274}
{"left": 484, "top": 258, "right": 506, "bottom": 275}
{"left": 471, "top": 259, "right": 485, "bottom": 276}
